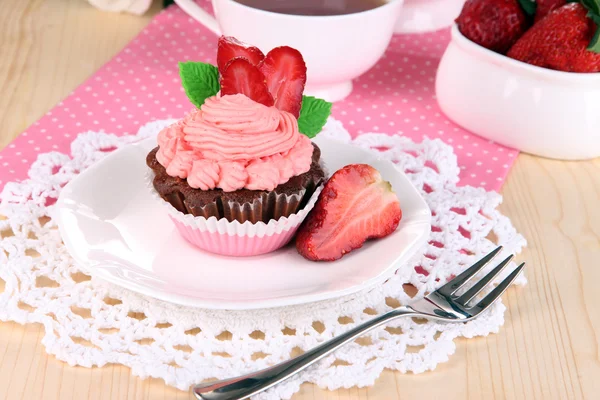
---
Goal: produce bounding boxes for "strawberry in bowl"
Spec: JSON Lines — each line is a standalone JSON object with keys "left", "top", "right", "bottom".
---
{"left": 507, "top": 3, "right": 600, "bottom": 72}
{"left": 436, "top": 0, "right": 600, "bottom": 160}
{"left": 455, "top": 0, "right": 530, "bottom": 54}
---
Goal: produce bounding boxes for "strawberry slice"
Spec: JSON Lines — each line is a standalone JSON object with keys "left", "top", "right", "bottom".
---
{"left": 217, "top": 36, "right": 265, "bottom": 74}
{"left": 296, "top": 164, "right": 402, "bottom": 262}
{"left": 259, "top": 46, "right": 306, "bottom": 118}
{"left": 220, "top": 57, "right": 274, "bottom": 106}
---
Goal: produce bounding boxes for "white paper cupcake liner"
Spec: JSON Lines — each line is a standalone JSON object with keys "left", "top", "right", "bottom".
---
{"left": 145, "top": 169, "right": 324, "bottom": 256}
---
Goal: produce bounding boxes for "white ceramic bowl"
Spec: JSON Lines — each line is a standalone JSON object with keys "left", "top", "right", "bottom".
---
{"left": 175, "top": 0, "right": 404, "bottom": 102}
{"left": 436, "top": 25, "right": 600, "bottom": 160}
{"left": 395, "top": 0, "right": 465, "bottom": 33}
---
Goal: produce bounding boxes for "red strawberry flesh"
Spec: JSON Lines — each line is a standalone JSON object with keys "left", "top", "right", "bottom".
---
{"left": 220, "top": 57, "right": 274, "bottom": 106}
{"left": 217, "top": 36, "right": 265, "bottom": 74}
{"left": 259, "top": 46, "right": 307, "bottom": 118}
{"left": 507, "top": 3, "right": 600, "bottom": 73}
{"left": 456, "top": 0, "right": 529, "bottom": 54}
{"left": 296, "top": 164, "right": 402, "bottom": 262}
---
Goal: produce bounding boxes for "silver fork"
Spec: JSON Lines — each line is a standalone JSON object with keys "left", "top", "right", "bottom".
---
{"left": 193, "top": 246, "right": 524, "bottom": 400}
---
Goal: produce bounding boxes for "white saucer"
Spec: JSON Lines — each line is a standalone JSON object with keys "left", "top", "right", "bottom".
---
{"left": 55, "top": 136, "right": 431, "bottom": 310}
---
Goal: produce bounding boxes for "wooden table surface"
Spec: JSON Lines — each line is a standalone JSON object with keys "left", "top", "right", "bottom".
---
{"left": 1, "top": 0, "right": 599, "bottom": 399}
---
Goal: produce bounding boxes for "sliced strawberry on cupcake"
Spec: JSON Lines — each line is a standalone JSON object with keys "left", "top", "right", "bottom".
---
{"left": 215, "top": 37, "right": 307, "bottom": 118}
{"left": 296, "top": 164, "right": 402, "bottom": 261}
{"left": 220, "top": 57, "right": 274, "bottom": 106}
{"left": 217, "top": 36, "right": 265, "bottom": 74}
{"left": 260, "top": 46, "right": 307, "bottom": 118}
{"left": 180, "top": 36, "right": 331, "bottom": 137}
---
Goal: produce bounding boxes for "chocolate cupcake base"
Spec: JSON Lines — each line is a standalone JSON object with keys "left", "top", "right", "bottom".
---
{"left": 146, "top": 144, "right": 325, "bottom": 224}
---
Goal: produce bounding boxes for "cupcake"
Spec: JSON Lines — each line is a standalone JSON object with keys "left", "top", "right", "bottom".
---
{"left": 146, "top": 36, "right": 332, "bottom": 256}
{"left": 147, "top": 95, "right": 324, "bottom": 223}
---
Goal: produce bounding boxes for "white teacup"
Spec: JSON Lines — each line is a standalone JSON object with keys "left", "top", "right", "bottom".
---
{"left": 394, "top": 0, "right": 465, "bottom": 33}
{"left": 174, "top": 0, "right": 404, "bottom": 102}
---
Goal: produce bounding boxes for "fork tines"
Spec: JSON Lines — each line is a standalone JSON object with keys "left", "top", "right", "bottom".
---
{"left": 439, "top": 246, "right": 525, "bottom": 310}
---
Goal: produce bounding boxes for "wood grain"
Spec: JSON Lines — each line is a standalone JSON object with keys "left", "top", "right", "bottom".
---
{"left": 0, "top": 0, "right": 598, "bottom": 399}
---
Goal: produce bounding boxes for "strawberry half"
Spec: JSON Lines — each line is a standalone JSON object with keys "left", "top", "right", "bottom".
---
{"left": 217, "top": 36, "right": 265, "bottom": 75}
{"left": 220, "top": 57, "right": 274, "bottom": 106}
{"left": 259, "top": 46, "right": 307, "bottom": 118}
{"left": 296, "top": 164, "right": 402, "bottom": 262}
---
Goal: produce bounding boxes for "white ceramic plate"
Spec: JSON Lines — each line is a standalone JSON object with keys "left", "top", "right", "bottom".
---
{"left": 55, "top": 137, "right": 431, "bottom": 310}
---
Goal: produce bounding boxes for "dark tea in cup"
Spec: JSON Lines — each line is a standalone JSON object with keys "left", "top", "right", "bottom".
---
{"left": 234, "top": 0, "right": 387, "bottom": 16}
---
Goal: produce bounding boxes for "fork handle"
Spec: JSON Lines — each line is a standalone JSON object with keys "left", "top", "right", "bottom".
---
{"left": 193, "top": 306, "right": 417, "bottom": 400}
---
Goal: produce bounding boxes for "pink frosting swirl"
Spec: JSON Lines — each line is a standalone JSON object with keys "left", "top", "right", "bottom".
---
{"left": 187, "top": 160, "right": 219, "bottom": 191}
{"left": 156, "top": 94, "right": 314, "bottom": 192}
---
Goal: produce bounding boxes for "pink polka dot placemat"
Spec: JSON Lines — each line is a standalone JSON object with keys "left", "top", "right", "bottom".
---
{"left": 0, "top": 3, "right": 518, "bottom": 193}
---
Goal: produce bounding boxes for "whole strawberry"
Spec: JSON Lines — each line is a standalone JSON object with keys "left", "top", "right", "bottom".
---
{"left": 507, "top": 3, "right": 600, "bottom": 72}
{"left": 456, "top": 0, "right": 530, "bottom": 54}
{"left": 535, "top": 0, "right": 566, "bottom": 22}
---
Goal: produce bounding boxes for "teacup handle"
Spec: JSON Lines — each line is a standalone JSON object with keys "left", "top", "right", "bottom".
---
{"left": 174, "top": 0, "right": 222, "bottom": 35}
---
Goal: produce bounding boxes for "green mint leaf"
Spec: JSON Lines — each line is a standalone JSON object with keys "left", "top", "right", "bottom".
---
{"left": 179, "top": 61, "right": 220, "bottom": 108}
{"left": 163, "top": 0, "right": 175, "bottom": 7}
{"left": 297, "top": 96, "right": 332, "bottom": 138}
{"left": 517, "top": 0, "right": 536, "bottom": 17}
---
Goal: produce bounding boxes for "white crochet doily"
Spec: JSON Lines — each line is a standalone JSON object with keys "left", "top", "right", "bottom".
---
{"left": 0, "top": 118, "right": 526, "bottom": 399}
